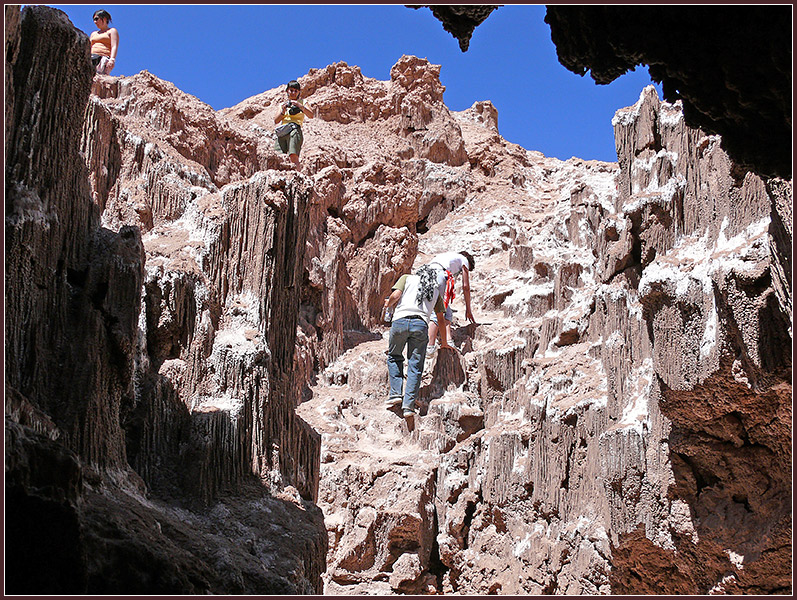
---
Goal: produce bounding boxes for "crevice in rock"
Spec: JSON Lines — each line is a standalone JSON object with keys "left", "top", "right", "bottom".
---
{"left": 67, "top": 267, "right": 88, "bottom": 289}
{"left": 461, "top": 499, "right": 477, "bottom": 551}
{"left": 672, "top": 451, "right": 719, "bottom": 496}
{"left": 416, "top": 214, "right": 429, "bottom": 234}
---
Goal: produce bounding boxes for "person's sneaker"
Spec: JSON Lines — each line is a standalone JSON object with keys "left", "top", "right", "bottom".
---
{"left": 403, "top": 407, "right": 416, "bottom": 427}
{"left": 385, "top": 396, "right": 402, "bottom": 410}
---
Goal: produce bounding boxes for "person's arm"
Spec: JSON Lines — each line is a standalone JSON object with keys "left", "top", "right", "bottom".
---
{"left": 461, "top": 267, "right": 476, "bottom": 324}
{"left": 108, "top": 28, "right": 119, "bottom": 71}
{"left": 300, "top": 102, "right": 313, "bottom": 119}
{"left": 274, "top": 105, "right": 286, "bottom": 124}
{"left": 385, "top": 275, "right": 408, "bottom": 311}
{"left": 385, "top": 288, "right": 402, "bottom": 309}
{"left": 437, "top": 312, "right": 452, "bottom": 348}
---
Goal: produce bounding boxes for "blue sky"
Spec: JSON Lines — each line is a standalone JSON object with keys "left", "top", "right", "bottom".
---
{"left": 51, "top": 4, "right": 662, "bottom": 163}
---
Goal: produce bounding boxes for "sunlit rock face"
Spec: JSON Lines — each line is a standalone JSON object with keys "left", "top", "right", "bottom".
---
{"left": 6, "top": 4, "right": 791, "bottom": 596}
{"left": 294, "top": 81, "right": 791, "bottom": 593}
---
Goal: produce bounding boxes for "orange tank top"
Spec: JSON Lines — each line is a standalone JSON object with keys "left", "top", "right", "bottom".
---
{"left": 90, "top": 29, "right": 112, "bottom": 56}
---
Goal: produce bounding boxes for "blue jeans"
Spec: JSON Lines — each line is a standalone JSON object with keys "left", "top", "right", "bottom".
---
{"left": 387, "top": 316, "right": 429, "bottom": 412}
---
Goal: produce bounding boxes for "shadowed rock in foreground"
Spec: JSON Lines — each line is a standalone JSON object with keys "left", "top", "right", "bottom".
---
{"left": 5, "top": 6, "right": 325, "bottom": 594}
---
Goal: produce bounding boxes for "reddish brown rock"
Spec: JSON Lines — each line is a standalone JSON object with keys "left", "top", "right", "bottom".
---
{"left": 297, "top": 84, "right": 790, "bottom": 595}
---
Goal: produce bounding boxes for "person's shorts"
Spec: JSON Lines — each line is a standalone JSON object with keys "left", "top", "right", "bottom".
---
{"left": 91, "top": 54, "right": 112, "bottom": 75}
{"left": 274, "top": 123, "right": 303, "bottom": 156}
{"left": 430, "top": 305, "right": 453, "bottom": 324}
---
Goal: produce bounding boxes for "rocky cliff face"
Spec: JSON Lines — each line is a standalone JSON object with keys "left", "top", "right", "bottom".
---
{"left": 5, "top": 4, "right": 791, "bottom": 596}
{"left": 295, "top": 83, "right": 792, "bottom": 594}
{"left": 6, "top": 6, "right": 324, "bottom": 594}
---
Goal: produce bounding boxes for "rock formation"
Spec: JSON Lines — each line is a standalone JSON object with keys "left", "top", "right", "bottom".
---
{"left": 407, "top": 5, "right": 499, "bottom": 51}
{"left": 296, "top": 84, "right": 792, "bottom": 593}
{"left": 424, "top": 5, "right": 792, "bottom": 179}
{"left": 5, "top": 4, "right": 792, "bottom": 596}
{"left": 6, "top": 6, "right": 324, "bottom": 594}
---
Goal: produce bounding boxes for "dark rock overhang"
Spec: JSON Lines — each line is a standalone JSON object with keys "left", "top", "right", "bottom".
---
{"left": 416, "top": 5, "right": 793, "bottom": 180}
{"left": 407, "top": 5, "right": 499, "bottom": 51}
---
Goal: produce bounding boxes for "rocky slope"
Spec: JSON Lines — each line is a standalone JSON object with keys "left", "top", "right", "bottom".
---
{"left": 5, "top": 5, "right": 792, "bottom": 595}
{"left": 295, "top": 84, "right": 792, "bottom": 594}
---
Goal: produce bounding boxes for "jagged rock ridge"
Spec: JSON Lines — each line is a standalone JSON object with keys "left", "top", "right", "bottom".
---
{"left": 5, "top": 4, "right": 792, "bottom": 596}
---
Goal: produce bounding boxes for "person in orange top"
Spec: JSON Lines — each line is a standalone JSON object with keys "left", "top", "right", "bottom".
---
{"left": 89, "top": 9, "right": 118, "bottom": 75}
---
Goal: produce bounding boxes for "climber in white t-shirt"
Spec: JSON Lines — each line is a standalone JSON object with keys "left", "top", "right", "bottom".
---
{"left": 420, "top": 250, "right": 477, "bottom": 354}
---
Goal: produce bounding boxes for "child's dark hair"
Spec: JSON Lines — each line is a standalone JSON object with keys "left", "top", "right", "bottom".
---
{"left": 460, "top": 250, "right": 475, "bottom": 272}
{"left": 93, "top": 9, "right": 112, "bottom": 23}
